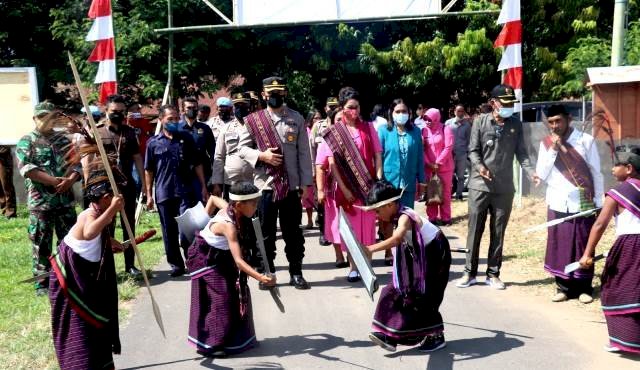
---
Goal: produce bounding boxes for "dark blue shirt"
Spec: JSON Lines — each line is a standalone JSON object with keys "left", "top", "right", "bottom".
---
{"left": 178, "top": 120, "right": 215, "bottom": 182}
{"left": 145, "top": 131, "right": 202, "bottom": 203}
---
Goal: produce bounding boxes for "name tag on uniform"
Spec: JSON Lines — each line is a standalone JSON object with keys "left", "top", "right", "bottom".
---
{"left": 285, "top": 127, "right": 297, "bottom": 143}
{"left": 197, "top": 128, "right": 204, "bottom": 135}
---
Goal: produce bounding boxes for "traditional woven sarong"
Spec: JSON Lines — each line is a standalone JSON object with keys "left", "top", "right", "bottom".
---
{"left": 321, "top": 120, "right": 374, "bottom": 211}
{"left": 186, "top": 234, "right": 257, "bottom": 355}
{"left": 245, "top": 109, "right": 289, "bottom": 201}
{"left": 601, "top": 179, "right": 640, "bottom": 353}
{"left": 544, "top": 208, "right": 595, "bottom": 280}
{"left": 372, "top": 208, "right": 451, "bottom": 345}
{"left": 49, "top": 238, "right": 119, "bottom": 370}
{"left": 542, "top": 130, "right": 596, "bottom": 210}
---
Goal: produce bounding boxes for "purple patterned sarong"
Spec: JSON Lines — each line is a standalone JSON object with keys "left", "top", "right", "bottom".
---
{"left": 186, "top": 234, "right": 257, "bottom": 355}
{"left": 544, "top": 208, "right": 595, "bottom": 280}
{"left": 372, "top": 209, "right": 451, "bottom": 345}
{"left": 601, "top": 178, "right": 640, "bottom": 354}
{"left": 49, "top": 239, "right": 119, "bottom": 370}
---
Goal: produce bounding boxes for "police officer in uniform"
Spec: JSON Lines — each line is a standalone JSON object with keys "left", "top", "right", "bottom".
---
{"left": 244, "top": 77, "right": 314, "bottom": 289}
{"left": 212, "top": 92, "right": 255, "bottom": 198}
{"left": 79, "top": 95, "right": 145, "bottom": 277}
{"left": 456, "top": 85, "right": 537, "bottom": 290}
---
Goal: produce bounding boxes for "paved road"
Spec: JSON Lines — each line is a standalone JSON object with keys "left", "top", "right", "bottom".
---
{"left": 115, "top": 220, "right": 637, "bottom": 370}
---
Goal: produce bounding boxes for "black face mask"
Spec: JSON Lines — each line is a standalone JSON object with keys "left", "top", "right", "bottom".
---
{"left": 234, "top": 106, "right": 250, "bottom": 120}
{"left": 108, "top": 112, "right": 124, "bottom": 124}
{"left": 267, "top": 93, "right": 284, "bottom": 108}
{"left": 185, "top": 108, "right": 197, "bottom": 119}
{"left": 220, "top": 111, "right": 232, "bottom": 121}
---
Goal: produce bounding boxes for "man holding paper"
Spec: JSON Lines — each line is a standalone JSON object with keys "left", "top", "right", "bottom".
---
{"left": 535, "top": 104, "right": 603, "bottom": 304}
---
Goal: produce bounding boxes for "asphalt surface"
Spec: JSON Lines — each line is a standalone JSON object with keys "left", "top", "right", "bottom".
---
{"left": 114, "top": 216, "right": 638, "bottom": 370}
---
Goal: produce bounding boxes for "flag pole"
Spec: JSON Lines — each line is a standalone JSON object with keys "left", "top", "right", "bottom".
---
{"left": 68, "top": 52, "right": 166, "bottom": 338}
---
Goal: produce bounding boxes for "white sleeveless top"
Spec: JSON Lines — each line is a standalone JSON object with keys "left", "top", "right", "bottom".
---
{"left": 63, "top": 209, "right": 102, "bottom": 262}
{"left": 200, "top": 212, "right": 232, "bottom": 250}
{"left": 615, "top": 209, "right": 640, "bottom": 236}
{"left": 402, "top": 215, "right": 440, "bottom": 246}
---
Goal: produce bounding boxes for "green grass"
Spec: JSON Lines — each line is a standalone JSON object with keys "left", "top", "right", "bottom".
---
{"left": 0, "top": 205, "right": 165, "bottom": 370}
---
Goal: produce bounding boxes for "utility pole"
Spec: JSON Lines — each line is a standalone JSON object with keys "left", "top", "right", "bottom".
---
{"left": 611, "top": 0, "right": 629, "bottom": 66}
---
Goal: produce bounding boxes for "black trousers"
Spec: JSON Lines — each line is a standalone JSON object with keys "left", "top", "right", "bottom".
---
{"left": 555, "top": 276, "right": 593, "bottom": 297}
{"left": 465, "top": 189, "right": 514, "bottom": 278}
{"left": 157, "top": 197, "right": 196, "bottom": 270}
{"left": 317, "top": 203, "right": 325, "bottom": 236}
{"left": 258, "top": 190, "right": 305, "bottom": 275}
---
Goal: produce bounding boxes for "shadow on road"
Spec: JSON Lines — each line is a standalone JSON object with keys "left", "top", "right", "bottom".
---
{"left": 199, "top": 333, "right": 376, "bottom": 370}
{"left": 119, "top": 356, "right": 203, "bottom": 370}
{"left": 386, "top": 331, "right": 525, "bottom": 370}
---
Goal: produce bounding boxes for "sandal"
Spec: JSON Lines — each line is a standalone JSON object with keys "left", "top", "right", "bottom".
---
{"left": 335, "top": 260, "right": 349, "bottom": 268}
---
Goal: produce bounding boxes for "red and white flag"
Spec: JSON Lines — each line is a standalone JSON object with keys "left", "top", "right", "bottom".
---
{"left": 87, "top": 0, "right": 117, "bottom": 104}
{"left": 494, "top": 0, "right": 522, "bottom": 112}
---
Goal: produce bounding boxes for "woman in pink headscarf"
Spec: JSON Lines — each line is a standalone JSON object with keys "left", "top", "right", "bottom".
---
{"left": 422, "top": 108, "right": 455, "bottom": 225}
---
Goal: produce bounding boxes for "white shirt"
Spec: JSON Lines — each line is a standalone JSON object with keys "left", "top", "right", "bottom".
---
{"left": 373, "top": 116, "right": 388, "bottom": 132}
{"left": 615, "top": 209, "right": 640, "bottom": 236}
{"left": 200, "top": 213, "right": 232, "bottom": 250}
{"left": 535, "top": 129, "right": 604, "bottom": 213}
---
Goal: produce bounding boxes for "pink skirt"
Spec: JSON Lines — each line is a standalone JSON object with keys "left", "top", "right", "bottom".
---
{"left": 324, "top": 191, "right": 376, "bottom": 251}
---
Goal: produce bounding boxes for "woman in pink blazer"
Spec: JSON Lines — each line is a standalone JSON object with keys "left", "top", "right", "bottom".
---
{"left": 422, "top": 108, "right": 455, "bottom": 225}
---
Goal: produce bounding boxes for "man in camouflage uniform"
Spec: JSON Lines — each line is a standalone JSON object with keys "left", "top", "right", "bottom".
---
{"left": 16, "top": 102, "right": 81, "bottom": 295}
{"left": 0, "top": 145, "right": 17, "bottom": 218}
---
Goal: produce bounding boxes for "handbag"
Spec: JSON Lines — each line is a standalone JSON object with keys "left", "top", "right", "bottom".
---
{"left": 426, "top": 173, "right": 443, "bottom": 205}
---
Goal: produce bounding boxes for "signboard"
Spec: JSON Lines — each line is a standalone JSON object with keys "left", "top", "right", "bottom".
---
{"left": 234, "top": 0, "right": 441, "bottom": 26}
{"left": 0, "top": 68, "right": 38, "bottom": 145}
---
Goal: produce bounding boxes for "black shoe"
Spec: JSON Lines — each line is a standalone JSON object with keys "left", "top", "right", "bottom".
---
{"left": 126, "top": 266, "right": 143, "bottom": 278}
{"left": 369, "top": 332, "right": 397, "bottom": 352}
{"left": 347, "top": 271, "right": 361, "bottom": 282}
{"left": 335, "top": 260, "right": 349, "bottom": 268}
{"left": 418, "top": 333, "right": 446, "bottom": 352}
{"left": 170, "top": 267, "right": 186, "bottom": 277}
{"left": 197, "top": 347, "right": 227, "bottom": 358}
{"left": 289, "top": 275, "right": 310, "bottom": 290}
{"left": 319, "top": 236, "right": 332, "bottom": 246}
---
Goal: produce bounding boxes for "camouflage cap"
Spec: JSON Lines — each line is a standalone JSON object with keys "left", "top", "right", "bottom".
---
{"left": 34, "top": 102, "right": 55, "bottom": 117}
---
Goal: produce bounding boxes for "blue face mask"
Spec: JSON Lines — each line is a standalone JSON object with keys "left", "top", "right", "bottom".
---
{"left": 393, "top": 113, "right": 409, "bottom": 125}
{"left": 497, "top": 107, "right": 514, "bottom": 118}
{"left": 165, "top": 121, "right": 179, "bottom": 133}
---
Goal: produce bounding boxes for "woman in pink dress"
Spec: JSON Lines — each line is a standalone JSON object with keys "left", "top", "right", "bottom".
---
{"left": 422, "top": 108, "right": 455, "bottom": 225}
{"left": 317, "top": 87, "right": 383, "bottom": 281}
{"left": 303, "top": 109, "right": 322, "bottom": 228}
{"left": 316, "top": 109, "right": 348, "bottom": 268}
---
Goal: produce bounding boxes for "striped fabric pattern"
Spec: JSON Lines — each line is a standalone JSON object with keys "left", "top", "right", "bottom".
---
{"left": 321, "top": 122, "right": 373, "bottom": 202}
{"left": 186, "top": 236, "right": 257, "bottom": 355}
{"left": 86, "top": 0, "right": 117, "bottom": 103}
{"left": 244, "top": 110, "right": 290, "bottom": 201}
{"left": 49, "top": 240, "right": 119, "bottom": 370}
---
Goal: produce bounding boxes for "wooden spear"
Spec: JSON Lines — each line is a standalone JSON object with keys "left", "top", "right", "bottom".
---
{"left": 68, "top": 52, "right": 166, "bottom": 337}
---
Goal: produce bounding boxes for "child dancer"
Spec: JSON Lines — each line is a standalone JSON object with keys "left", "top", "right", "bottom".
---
{"left": 49, "top": 171, "right": 125, "bottom": 370}
{"left": 579, "top": 148, "right": 640, "bottom": 354}
{"left": 187, "top": 182, "right": 276, "bottom": 357}
{"left": 365, "top": 180, "right": 451, "bottom": 352}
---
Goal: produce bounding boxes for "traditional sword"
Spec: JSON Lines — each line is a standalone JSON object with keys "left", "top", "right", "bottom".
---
{"left": 563, "top": 251, "right": 608, "bottom": 275}
{"left": 251, "top": 217, "right": 285, "bottom": 313}
{"left": 524, "top": 208, "right": 600, "bottom": 234}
